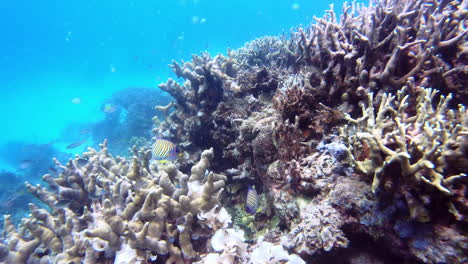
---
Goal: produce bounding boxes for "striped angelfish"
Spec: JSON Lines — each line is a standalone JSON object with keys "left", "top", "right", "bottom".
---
{"left": 151, "top": 138, "right": 179, "bottom": 162}
{"left": 245, "top": 186, "right": 259, "bottom": 214}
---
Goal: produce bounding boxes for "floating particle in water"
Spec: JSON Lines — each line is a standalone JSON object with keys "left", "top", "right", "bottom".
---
{"left": 71, "top": 97, "right": 81, "bottom": 104}
{"left": 65, "top": 31, "right": 72, "bottom": 42}
{"left": 291, "top": 3, "right": 300, "bottom": 10}
{"left": 192, "top": 16, "right": 200, "bottom": 23}
{"left": 192, "top": 16, "right": 206, "bottom": 24}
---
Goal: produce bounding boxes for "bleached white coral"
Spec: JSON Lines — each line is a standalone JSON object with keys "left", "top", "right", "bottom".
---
{"left": 114, "top": 242, "right": 143, "bottom": 264}
{"left": 211, "top": 228, "right": 247, "bottom": 255}
{"left": 251, "top": 240, "right": 305, "bottom": 264}
{"left": 198, "top": 206, "right": 232, "bottom": 230}
{"left": 193, "top": 228, "right": 247, "bottom": 264}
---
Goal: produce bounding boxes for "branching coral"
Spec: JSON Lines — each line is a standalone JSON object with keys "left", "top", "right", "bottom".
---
{"left": 158, "top": 52, "right": 235, "bottom": 114}
{"left": 342, "top": 86, "right": 467, "bottom": 220}
{"left": 286, "top": 0, "right": 468, "bottom": 108}
{"left": 232, "top": 36, "right": 287, "bottom": 69}
{"left": 0, "top": 141, "right": 228, "bottom": 263}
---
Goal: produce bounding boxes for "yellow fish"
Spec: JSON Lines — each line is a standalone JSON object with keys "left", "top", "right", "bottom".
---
{"left": 152, "top": 139, "right": 179, "bottom": 162}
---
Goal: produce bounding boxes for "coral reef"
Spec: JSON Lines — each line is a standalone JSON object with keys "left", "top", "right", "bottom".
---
{"left": 2, "top": 0, "right": 467, "bottom": 263}
{"left": 0, "top": 171, "right": 38, "bottom": 232}
{"left": 290, "top": 0, "right": 468, "bottom": 105}
{"left": 0, "top": 141, "right": 67, "bottom": 183}
{"left": 151, "top": 0, "right": 467, "bottom": 262}
{"left": 93, "top": 87, "right": 172, "bottom": 156}
{"left": 342, "top": 86, "right": 467, "bottom": 222}
{"left": 0, "top": 142, "right": 228, "bottom": 263}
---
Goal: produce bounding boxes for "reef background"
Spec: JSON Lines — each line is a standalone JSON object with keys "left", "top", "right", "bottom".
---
{"left": 0, "top": 0, "right": 340, "bottom": 231}
{"left": 1, "top": 0, "right": 468, "bottom": 263}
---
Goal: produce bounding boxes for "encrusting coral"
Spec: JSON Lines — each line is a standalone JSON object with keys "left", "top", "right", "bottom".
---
{"left": 282, "top": 203, "right": 349, "bottom": 256}
{"left": 0, "top": 141, "right": 228, "bottom": 263}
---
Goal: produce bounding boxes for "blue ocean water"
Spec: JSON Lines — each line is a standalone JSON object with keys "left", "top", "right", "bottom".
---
{"left": 0, "top": 0, "right": 348, "bottom": 220}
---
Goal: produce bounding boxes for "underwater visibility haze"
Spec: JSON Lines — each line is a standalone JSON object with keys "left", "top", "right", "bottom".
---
{"left": 0, "top": 0, "right": 467, "bottom": 263}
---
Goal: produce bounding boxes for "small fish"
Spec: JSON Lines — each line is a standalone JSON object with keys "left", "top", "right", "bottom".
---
{"left": 48, "top": 166, "right": 65, "bottom": 175}
{"left": 151, "top": 139, "right": 179, "bottom": 162}
{"left": 54, "top": 200, "right": 72, "bottom": 209}
{"left": 245, "top": 186, "right": 259, "bottom": 215}
{"left": 192, "top": 16, "right": 200, "bottom": 24}
{"left": 88, "top": 190, "right": 105, "bottom": 201}
{"left": 177, "top": 225, "right": 185, "bottom": 232}
{"left": 80, "top": 129, "right": 91, "bottom": 135}
{"left": 175, "top": 215, "right": 187, "bottom": 226}
{"left": 103, "top": 103, "right": 117, "bottom": 114}
{"left": 269, "top": 47, "right": 279, "bottom": 52}
{"left": 19, "top": 160, "right": 33, "bottom": 170}
{"left": 76, "top": 158, "right": 89, "bottom": 166}
{"left": 66, "top": 140, "right": 87, "bottom": 149}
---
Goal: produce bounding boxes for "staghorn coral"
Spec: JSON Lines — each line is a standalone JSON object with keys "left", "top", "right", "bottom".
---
{"left": 290, "top": 0, "right": 468, "bottom": 104}
{"left": 0, "top": 141, "right": 228, "bottom": 263}
{"left": 232, "top": 36, "right": 287, "bottom": 69}
{"left": 342, "top": 86, "right": 467, "bottom": 221}
{"left": 270, "top": 0, "right": 468, "bottom": 166}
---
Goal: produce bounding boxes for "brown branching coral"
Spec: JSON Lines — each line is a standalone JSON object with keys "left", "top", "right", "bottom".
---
{"left": 158, "top": 52, "right": 236, "bottom": 114}
{"left": 289, "top": 0, "right": 468, "bottom": 106}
